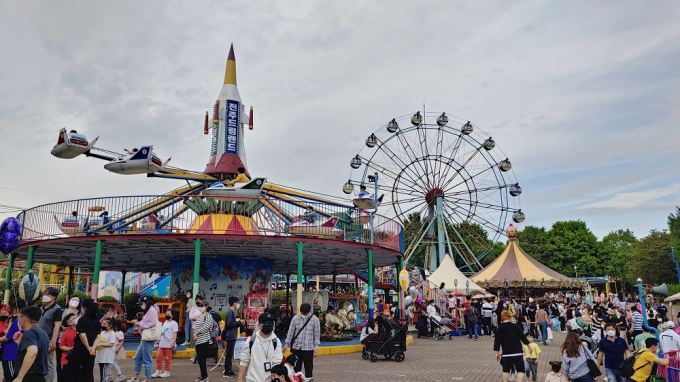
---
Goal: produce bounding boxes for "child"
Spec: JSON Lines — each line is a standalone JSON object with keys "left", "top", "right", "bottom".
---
{"left": 95, "top": 317, "right": 116, "bottom": 382}
{"left": 152, "top": 309, "right": 178, "bottom": 378}
{"left": 271, "top": 364, "right": 294, "bottom": 382}
{"left": 283, "top": 354, "right": 310, "bottom": 382}
{"left": 522, "top": 332, "right": 541, "bottom": 382}
{"left": 58, "top": 313, "right": 77, "bottom": 382}
{"left": 544, "top": 361, "right": 566, "bottom": 382}
{"left": 111, "top": 319, "right": 125, "bottom": 382}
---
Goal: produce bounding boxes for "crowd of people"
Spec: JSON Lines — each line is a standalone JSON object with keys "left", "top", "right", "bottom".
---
{"left": 488, "top": 293, "right": 678, "bottom": 382}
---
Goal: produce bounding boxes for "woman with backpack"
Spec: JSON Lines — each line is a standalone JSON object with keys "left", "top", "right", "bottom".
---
{"left": 561, "top": 332, "right": 595, "bottom": 382}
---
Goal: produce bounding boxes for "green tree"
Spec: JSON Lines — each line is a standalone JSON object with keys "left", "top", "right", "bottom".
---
{"left": 600, "top": 229, "right": 637, "bottom": 292}
{"left": 547, "top": 220, "right": 601, "bottom": 277}
{"left": 628, "top": 230, "right": 674, "bottom": 284}
{"left": 516, "top": 225, "right": 552, "bottom": 265}
{"left": 403, "top": 212, "right": 427, "bottom": 268}
{"left": 669, "top": 207, "right": 680, "bottom": 257}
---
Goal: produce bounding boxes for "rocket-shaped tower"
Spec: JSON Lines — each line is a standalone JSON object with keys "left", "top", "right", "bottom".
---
{"left": 204, "top": 44, "right": 253, "bottom": 179}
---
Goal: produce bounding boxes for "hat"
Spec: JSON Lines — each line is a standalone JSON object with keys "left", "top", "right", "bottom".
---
{"left": 137, "top": 295, "right": 153, "bottom": 304}
{"left": 666, "top": 321, "right": 675, "bottom": 328}
{"left": 258, "top": 312, "right": 275, "bottom": 323}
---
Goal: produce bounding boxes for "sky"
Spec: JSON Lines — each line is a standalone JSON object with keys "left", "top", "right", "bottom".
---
{"left": 0, "top": 1, "right": 678, "bottom": 240}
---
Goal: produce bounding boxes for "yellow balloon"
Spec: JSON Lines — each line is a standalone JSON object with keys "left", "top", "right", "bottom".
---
{"left": 399, "top": 269, "right": 409, "bottom": 290}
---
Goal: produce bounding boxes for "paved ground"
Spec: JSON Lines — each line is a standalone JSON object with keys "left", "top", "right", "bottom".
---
{"left": 105, "top": 330, "right": 568, "bottom": 382}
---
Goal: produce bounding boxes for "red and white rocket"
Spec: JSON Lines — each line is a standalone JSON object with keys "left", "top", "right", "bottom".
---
{"left": 204, "top": 44, "right": 254, "bottom": 178}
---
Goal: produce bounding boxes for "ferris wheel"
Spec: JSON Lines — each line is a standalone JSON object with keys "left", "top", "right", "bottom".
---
{"left": 344, "top": 109, "right": 525, "bottom": 273}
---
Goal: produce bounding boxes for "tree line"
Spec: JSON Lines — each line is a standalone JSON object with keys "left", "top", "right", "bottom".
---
{"left": 403, "top": 207, "right": 680, "bottom": 287}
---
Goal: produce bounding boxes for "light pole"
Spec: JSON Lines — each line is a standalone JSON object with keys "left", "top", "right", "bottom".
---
{"left": 574, "top": 266, "right": 578, "bottom": 278}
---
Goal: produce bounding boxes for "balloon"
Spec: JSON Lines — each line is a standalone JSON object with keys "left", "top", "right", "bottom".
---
{"left": 404, "top": 296, "right": 413, "bottom": 306}
{"left": 409, "top": 287, "right": 419, "bottom": 298}
{"left": 399, "top": 269, "right": 409, "bottom": 290}
{"left": 0, "top": 217, "right": 21, "bottom": 255}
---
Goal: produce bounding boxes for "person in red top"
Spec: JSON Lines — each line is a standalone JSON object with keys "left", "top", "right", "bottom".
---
{"left": 0, "top": 306, "right": 11, "bottom": 334}
{"left": 58, "top": 314, "right": 77, "bottom": 372}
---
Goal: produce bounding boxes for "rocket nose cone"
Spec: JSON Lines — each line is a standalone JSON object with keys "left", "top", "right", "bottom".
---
{"left": 228, "top": 43, "right": 235, "bottom": 61}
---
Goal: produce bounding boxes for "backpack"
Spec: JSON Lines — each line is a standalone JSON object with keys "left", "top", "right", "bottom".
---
{"left": 249, "top": 336, "right": 279, "bottom": 351}
{"left": 619, "top": 350, "right": 650, "bottom": 378}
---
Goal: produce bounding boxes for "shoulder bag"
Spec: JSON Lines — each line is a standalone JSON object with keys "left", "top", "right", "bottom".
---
{"left": 583, "top": 346, "right": 602, "bottom": 378}
{"left": 289, "top": 314, "right": 314, "bottom": 350}
{"left": 141, "top": 320, "right": 162, "bottom": 342}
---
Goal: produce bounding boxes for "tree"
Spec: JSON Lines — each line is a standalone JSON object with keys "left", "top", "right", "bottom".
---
{"left": 600, "top": 229, "right": 637, "bottom": 293}
{"left": 669, "top": 207, "right": 680, "bottom": 257}
{"left": 403, "top": 212, "right": 427, "bottom": 268}
{"left": 546, "top": 220, "right": 601, "bottom": 277}
{"left": 628, "top": 230, "right": 674, "bottom": 285}
{"left": 516, "top": 225, "right": 552, "bottom": 265}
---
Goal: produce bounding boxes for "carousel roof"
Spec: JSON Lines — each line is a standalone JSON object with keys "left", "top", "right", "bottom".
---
{"left": 471, "top": 238, "right": 571, "bottom": 286}
{"left": 427, "top": 254, "right": 485, "bottom": 294}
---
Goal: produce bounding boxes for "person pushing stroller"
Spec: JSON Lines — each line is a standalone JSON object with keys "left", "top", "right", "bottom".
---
{"left": 427, "top": 300, "right": 452, "bottom": 337}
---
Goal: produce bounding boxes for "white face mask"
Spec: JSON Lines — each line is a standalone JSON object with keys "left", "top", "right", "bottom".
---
{"left": 198, "top": 307, "right": 206, "bottom": 313}
{"left": 69, "top": 300, "right": 79, "bottom": 308}
{"left": 186, "top": 293, "right": 191, "bottom": 298}
{"left": 235, "top": 303, "right": 240, "bottom": 310}
{"left": 606, "top": 330, "right": 616, "bottom": 337}
{"left": 141, "top": 303, "right": 147, "bottom": 310}
{"left": 42, "top": 295, "right": 52, "bottom": 303}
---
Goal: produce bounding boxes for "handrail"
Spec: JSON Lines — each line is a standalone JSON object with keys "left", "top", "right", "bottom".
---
{"left": 18, "top": 195, "right": 403, "bottom": 253}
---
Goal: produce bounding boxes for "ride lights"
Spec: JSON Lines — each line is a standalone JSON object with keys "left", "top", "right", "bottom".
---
{"left": 411, "top": 111, "right": 422, "bottom": 126}
{"left": 387, "top": 118, "right": 399, "bottom": 133}
{"left": 350, "top": 155, "right": 362, "bottom": 169}
{"left": 512, "top": 210, "right": 525, "bottom": 223}
{"left": 483, "top": 137, "right": 495, "bottom": 151}
{"left": 436, "top": 113, "right": 448, "bottom": 127}
{"left": 342, "top": 180, "right": 354, "bottom": 194}
{"left": 366, "top": 133, "right": 377, "bottom": 148}
{"left": 461, "top": 121, "right": 473, "bottom": 135}
{"left": 509, "top": 184, "right": 522, "bottom": 197}
{"left": 499, "top": 158, "right": 512, "bottom": 172}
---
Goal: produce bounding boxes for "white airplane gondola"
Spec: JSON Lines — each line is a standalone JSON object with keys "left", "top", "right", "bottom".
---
{"left": 353, "top": 210, "right": 372, "bottom": 226}
{"left": 51, "top": 128, "right": 99, "bottom": 159}
{"left": 286, "top": 216, "right": 342, "bottom": 238}
{"left": 104, "top": 145, "right": 171, "bottom": 175}
{"left": 202, "top": 177, "right": 266, "bottom": 201}
{"left": 53, "top": 206, "right": 106, "bottom": 237}
{"left": 352, "top": 193, "right": 384, "bottom": 211}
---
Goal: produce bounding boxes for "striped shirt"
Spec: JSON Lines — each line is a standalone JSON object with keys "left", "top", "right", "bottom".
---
{"left": 632, "top": 312, "right": 644, "bottom": 331}
{"left": 285, "top": 313, "right": 320, "bottom": 351}
{"left": 194, "top": 312, "right": 215, "bottom": 345}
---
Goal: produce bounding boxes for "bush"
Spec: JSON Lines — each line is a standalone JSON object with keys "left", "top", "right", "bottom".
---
{"left": 56, "top": 290, "right": 89, "bottom": 309}
{"left": 97, "top": 296, "right": 119, "bottom": 303}
{"left": 271, "top": 290, "right": 290, "bottom": 306}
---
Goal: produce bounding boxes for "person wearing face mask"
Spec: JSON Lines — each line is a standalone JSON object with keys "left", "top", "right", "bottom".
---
{"left": 238, "top": 312, "right": 283, "bottom": 382}
{"left": 13, "top": 306, "right": 50, "bottom": 382}
{"left": 192, "top": 300, "right": 214, "bottom": 382}
{"left": 56, "top": 296, "right": 79, "bottom": 382}
{"left": 0, "top": 306, "right": 11, "bottom": 364}
{"left": 66, "top": 298, "right": 100, "bottom": 382}
{"left": 182, "top": 291, "right": 195, "bottom": 346}
{"left": 221, "top": 297, "right": 242, "bottom": 379}
{"left": 95, "top": 318, "right": 116, "bottom": 382}
{"left": 129, "top": 295, "right": 158, "bottom": 382}
{"left": 596, "top": 323, "right": 631, "bottom": 382}
{"left": 151, "top": 309, "right": 177, "bottom": 378}
{"left": 282, "top": 303, "right": 320, "bottom": 380}
{"left": 64, "top": 297, "right": 81, "bottom": 320}
{"left": 38, "top": 287, "right": 62, "bottom": 382}
{"left": 1, "top": 299, "right": 27, "bottom": 381}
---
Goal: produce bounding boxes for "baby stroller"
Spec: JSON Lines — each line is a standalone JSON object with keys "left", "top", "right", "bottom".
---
{"left": 362, "top": 317, "right": 407, "bottom": 363}
{"left": 429, "top": 316, "right": 452, "bottom": 340}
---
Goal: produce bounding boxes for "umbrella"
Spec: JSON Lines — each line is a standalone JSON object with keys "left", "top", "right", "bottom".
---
{"left": 471, "top": 293, "right": 495, "bottom": 299}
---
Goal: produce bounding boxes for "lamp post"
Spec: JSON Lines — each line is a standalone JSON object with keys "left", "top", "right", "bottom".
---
{"left": 637, "top": 278, "right": 661, "bottom": 357}
{"left": 574, "top": 266, "right": 578, "bottom": 278}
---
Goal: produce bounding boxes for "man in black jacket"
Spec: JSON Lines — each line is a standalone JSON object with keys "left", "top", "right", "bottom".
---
{"left": 221, "top": 297, "right": 242, "bottom": 379}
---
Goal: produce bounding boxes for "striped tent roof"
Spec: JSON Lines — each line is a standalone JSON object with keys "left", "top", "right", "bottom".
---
{"left": 186, "top": 214, "right": 260, "bottom": 235}
{"left": 471, "top": 239, "right": 571, "bottom": 286}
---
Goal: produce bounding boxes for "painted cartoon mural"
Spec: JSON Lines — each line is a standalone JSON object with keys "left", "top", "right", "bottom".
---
{"left": 170, "top": 257, "right": 272, "bottom": 312}
{"left": 98, "top": 271, "right": 122, "bottom": 300}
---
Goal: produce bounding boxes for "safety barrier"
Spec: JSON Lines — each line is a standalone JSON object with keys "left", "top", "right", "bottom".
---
{"left": 18, "top": 195, "right": 402, "bottom": 252}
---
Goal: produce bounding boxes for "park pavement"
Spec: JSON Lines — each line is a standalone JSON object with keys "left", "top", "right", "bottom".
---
{"left": 109, "top": 330, "right": 568, "bottom": 382}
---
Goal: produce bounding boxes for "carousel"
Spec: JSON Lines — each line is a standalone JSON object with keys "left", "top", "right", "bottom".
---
{"left": 471, "top": 224, "right": 583, "bottom": 299}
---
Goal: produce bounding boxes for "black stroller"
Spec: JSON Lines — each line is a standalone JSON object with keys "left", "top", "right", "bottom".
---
{"left": 361, "top": 317, "right": 408, "bottom": 363}
{"left": 415, "top": 315, "right": 429, "bottom": 338}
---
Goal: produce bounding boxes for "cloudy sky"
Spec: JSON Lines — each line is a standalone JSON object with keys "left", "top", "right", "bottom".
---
{"left": 1, "top": 1, "right": 678, "bottom": 240}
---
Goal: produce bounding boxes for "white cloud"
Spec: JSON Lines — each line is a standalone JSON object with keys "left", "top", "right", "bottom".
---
{"left": 578, "top": 183, "right": 680, "bottom": 210}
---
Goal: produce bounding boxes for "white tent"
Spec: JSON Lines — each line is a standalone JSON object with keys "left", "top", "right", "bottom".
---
{"left": 427, "top": 255, "right": 486, "bottom": 295}
{"left": 665, "top": 292, "right": 680, "bottom": 303}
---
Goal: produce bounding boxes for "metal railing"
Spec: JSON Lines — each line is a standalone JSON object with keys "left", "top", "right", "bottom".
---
{"left": 18, "top": 195, "right": 402, "bottom": 252}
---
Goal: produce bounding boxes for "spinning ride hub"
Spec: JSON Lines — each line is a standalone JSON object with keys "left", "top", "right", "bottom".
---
{"left": 424, "top": 188, "right": 445, "bottom": 206}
